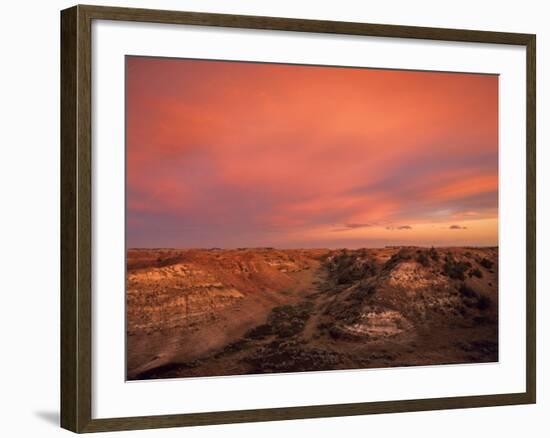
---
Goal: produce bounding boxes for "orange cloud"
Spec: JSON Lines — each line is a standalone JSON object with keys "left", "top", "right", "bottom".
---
{"left": 126, "top": 56, "right": 498, "bottom": 248}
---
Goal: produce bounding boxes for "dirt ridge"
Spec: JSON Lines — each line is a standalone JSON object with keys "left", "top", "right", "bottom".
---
{"left": 127, "top": 246, "right": 498, "bottom": 380}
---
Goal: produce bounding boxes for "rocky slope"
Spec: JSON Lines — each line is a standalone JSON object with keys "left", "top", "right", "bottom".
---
{"left": 126, "top": 247, "right": 498, "bottom": 380}
{"left": 127, "top": 248, "right": 323, "bottom": 333}
{"left": 320, "top": 247, "right": 498, "bottom": 341}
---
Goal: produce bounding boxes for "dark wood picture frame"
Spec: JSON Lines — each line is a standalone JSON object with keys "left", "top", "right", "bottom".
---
{"left": 61, "top": 4, "right": 536, "bottom": 433}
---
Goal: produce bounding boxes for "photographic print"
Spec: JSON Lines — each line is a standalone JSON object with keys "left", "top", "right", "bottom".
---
{"left": 125, "top": 56, "right": 499, "bottom": 381}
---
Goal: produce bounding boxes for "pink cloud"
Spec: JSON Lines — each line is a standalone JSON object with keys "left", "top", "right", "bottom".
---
{"left": 126, "top": 57, "right": 498, "bottom": 248}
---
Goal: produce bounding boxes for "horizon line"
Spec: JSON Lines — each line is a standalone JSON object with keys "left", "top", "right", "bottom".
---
{"left": 127, "top": 245, "right": 499, "bottom": 250}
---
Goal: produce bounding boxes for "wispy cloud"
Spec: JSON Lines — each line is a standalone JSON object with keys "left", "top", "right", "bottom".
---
{"left": 345, "top": 223, "right": 373, "bottom": 229}
{"left": 331, "top": 223, "right": 374, "bottom": 232}
{"left": 386, "top": 225, "right": 412, "bottom": 230}
{"left": 126, "top": 56, "right": 498, "bottom": 248}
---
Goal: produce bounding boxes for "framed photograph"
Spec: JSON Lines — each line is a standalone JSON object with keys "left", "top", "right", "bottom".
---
{"left": 60, "top": 4, "right": 536, "bottom": 433}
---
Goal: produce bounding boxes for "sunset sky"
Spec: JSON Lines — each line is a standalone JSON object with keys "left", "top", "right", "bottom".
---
{"left": 126, "top": 56, "right": 498, "bottom": 249}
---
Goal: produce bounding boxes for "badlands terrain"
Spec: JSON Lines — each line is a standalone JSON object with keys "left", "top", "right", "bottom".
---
{"left": 126, "top": 246, "right": 498, "bottom": 380}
